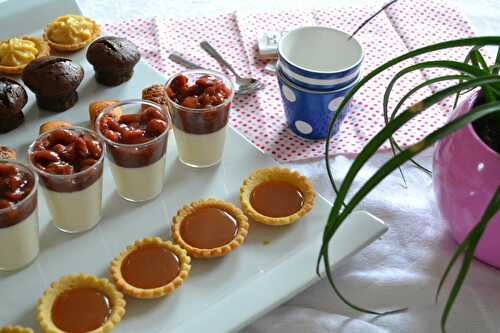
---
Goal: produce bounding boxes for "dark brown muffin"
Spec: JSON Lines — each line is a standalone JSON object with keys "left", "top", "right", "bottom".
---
{"left": 86, "top": 36, "right": 141, "bottom": 86}
{"left": 0, "top": 77, "right": 27, "bottom": 133}
{"left": 22, "top": 56, "right": 84, "bottom": 112}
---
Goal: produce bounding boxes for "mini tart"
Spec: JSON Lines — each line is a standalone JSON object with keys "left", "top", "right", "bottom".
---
{"left": 37, "top": 274, "right": 126, "bottom": 333}
{"left": 172, "top": 199, "right": 249, "bottom": 258}
{"left": 0, "top": 326, "right": 34, "bottom": 333}
{"left": 240, "top": 167, "right": 315, "bottom": 226}
{"left": 0, "top": 37, "right": 50, "bottom": 75}
{"left": 44, "top": 15, "right": 100, "bottom": 52}
{"left": 110, "top": 237, "right": 191, "bottom": 299}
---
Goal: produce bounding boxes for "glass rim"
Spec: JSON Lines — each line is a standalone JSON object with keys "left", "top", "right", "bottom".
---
{"left": 163, "top": 69, "right": 235, "bottom": 114}
{"left": 0, "top": 159, "right": 38, "bottom": 214}
{"left": 27, "top": 126, "right": 105, "bottom": 179}
{"left": 96, "top": 99, "right": 172, "bottom": 148}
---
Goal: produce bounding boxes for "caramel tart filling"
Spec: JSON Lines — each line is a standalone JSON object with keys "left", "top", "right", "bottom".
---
{"left": 180, "top": 207, "right": 238, "bottom": 249}
{"left": 121, "top": 245, "right": 180, "bottom": 289}
{"left": 51, "top": 287, "right": 111, "bottom": 333}
{"left": 250, "top": 180, "right": 304, "bottom": 218}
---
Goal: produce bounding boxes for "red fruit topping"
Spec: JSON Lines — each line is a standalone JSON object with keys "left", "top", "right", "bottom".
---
{"left": 0, "top": 164, "right": 17, "bottom": 177}
{"left": 45, "top": 161, "right": 74, "bottom": 175}
{"left": 0, "top": 164, "right": 35, "bottom": 208}
{"left": 31, "top": 130, "right": 103, "bottom": 175}
{"left": 99, "top": 107, "right": 168, "bottom": 145}
{"left": 167, "top": 74, "right": 230, "bottom": 108}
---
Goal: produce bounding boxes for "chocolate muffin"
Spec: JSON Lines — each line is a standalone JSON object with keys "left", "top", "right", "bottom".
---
{"left": 0, "top": 77, "right": 27, "bottom": 133}
{"left": 86, "top": 36, "right": 141, "bottom": 86}
{"left": 22, "top": 56, "right": 84, "bottom": 112}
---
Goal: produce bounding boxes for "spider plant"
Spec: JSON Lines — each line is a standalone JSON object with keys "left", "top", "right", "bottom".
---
{"left": 320, "top": 36, "right": 500, "bottom": 333}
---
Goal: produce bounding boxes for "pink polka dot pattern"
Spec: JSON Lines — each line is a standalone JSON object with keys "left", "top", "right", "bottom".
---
{"left": 102, "top": 0, "right": 476, "bottom": 162}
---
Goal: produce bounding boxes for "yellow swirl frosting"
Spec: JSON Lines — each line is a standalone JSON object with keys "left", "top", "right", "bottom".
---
{"left": 47, "top": 15, "right": 96, "bottom": 44}
{"left": 0, "top": 38, "right": 39, "bottom": 67}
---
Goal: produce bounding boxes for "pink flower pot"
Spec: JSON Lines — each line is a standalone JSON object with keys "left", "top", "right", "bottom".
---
{"left": 433, "top": 91, "right": 500, "bottom": 268}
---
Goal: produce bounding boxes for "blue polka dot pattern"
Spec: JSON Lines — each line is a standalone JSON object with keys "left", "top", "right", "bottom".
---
{"left": 277, "top": 68, "right": 355, "bottom": 140}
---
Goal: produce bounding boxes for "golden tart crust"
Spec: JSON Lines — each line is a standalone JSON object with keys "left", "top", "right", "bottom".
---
{"left": 110, "top": 237, "right": 191, "bottom": 299}
{"left": 44, "top": 15, "right": 100, "bottom": 52}
{"left": 0, "top": 326, "right": 34, "bottom": 333}
{"left": 0, "top": 37, "right": 50, "bottom": 75}
{"left": 172, "top": 199, "right": 250, "bottom": 258}
{"left": 37, "top": 274, "right": 126, "bottom": 333}
{"left": 240, "top": 167, "right": 315, "bottom": 226}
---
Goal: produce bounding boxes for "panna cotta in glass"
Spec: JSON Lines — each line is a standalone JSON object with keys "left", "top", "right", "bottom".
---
{"left": 29, "top": 127, "right": 105, "bottom": 233}
{"left": 96, "top": 99, "right": 171, "bottom": 202}
{"left": 164, "top": 69, "right": 234, "bottom": 168}
{"left": 0, "top": 160, "right": 39, "bottom": 270}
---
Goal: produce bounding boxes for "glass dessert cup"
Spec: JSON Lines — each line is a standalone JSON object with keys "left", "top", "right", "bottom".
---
{"left": 96, "top": 99, "right": 171, "bottom": 202}
{"left": 0, "top": 160, "right": 39, "bottom": 271}
{"left": 28, "top": 127, "right": 105, "bottom": 234}
{"left": 164, "top": 69, "right": 235, "bottom": 168}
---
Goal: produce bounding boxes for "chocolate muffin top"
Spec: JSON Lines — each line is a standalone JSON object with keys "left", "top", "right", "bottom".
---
{"left": 86, "top": 36, "right": 141, "bottom": 70}
{"left": 0, "top": 77, "right": 28, "bottom": 115}
{"left": 22, "top": 56, "right": 84, "bottom": 97}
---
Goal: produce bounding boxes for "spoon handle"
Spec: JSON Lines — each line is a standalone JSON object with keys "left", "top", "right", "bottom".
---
{"left": 200, "top": 41, "right": 241, "bottom": 79}
{"left": 168, "top": 53, "right": 204, "bottom": 70}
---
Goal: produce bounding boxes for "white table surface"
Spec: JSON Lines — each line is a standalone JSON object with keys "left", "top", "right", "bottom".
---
{"left": 76, "top": 0, "right": 500, "bottom": 332}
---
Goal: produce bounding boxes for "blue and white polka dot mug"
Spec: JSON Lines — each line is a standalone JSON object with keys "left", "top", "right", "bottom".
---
{"left": 276, "top": 64, "right": 356, "bottom": 140}
{"left": 278, "top": 26, "right": 363, "bottom": 91}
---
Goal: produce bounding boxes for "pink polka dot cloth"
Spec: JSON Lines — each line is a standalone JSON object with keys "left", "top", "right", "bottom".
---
{"left": 103, "top": 0, "right": 477, "bottom": 163}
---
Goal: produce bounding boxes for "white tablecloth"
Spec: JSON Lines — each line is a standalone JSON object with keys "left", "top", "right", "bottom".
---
{"left": 77, "top": 0, "right": 500, "bottom": 332}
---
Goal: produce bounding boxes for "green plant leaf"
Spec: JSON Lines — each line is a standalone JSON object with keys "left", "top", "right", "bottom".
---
{"left": 349, "top": 0, "right": 399, "bottom": 39}
{"left": 470, "top": 50, "right": 497, "bottom": 102}
{"left": 493, "top": 46, "right": 500, "bottom": 75}
{"left": 385, "top": 74, "right": 473, "bottom": 176}
{"left": 322, "top": 36, "right": 500, "bottom": 333}
{"left": 320, "top": 78, "right": 500, "bottom": 317}
{"left": 452, "top": 46, "right": 481, "bottom": 110}
{"left": 325, "top": 100, "right": 500, "bottom": 267}
{"left": 323, "top": 76, "right": 500, "bottom": 244}
{"left": 440, "top": 185, "right": 500, "bottom": 333}
{"left": 324, "top": 37, "right": 500, "bottom": 200}
{"left": 328, "top": 90, "right": 500, "bottom": 243}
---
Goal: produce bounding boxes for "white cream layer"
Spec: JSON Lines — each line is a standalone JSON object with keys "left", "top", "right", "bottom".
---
{"left": 43, "top": 177, "right": 103, "bottom": 233}
{"left": 173, "top": 126, "right": 227, "bottom": 167}
{"left": 109, "top": 154, "right": 166, "bottom": 202}
{"left": 0, "top": 210, "right": 39, "bottom": 271}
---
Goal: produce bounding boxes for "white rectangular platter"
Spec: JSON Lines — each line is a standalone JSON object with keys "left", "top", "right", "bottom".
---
{"left": 0, "top": 1, "right": 387, "bottom": 332}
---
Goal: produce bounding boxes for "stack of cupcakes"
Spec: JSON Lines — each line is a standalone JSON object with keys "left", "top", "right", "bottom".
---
{"left": 276, "top": 26, "right": 363, "bottom": 140}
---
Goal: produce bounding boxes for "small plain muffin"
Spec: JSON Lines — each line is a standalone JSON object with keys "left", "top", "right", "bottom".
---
{"left": 0, "top": 146, "right": 16, "bottom": 160}
{"left": 22, "top": 56, "right": 84, "bottom": 112}
{"left": 0, "top": 77, "right": 27, "bottom": 133}
{"left": 39, "top": 120, "right": 73, "bottom": 134}
{"left": 142, "top": 84, "right": 167, "bottom": 106}
{"left": 89, "top": 99, "right": 121, "bottom": 130}
{"left": 86, "top": 36, "right": 141, "bottom": 86}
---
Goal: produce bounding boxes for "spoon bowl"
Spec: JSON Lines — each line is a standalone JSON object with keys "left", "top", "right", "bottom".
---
{"left": 200, "top": 41, "right": 265, "bottom": 94}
